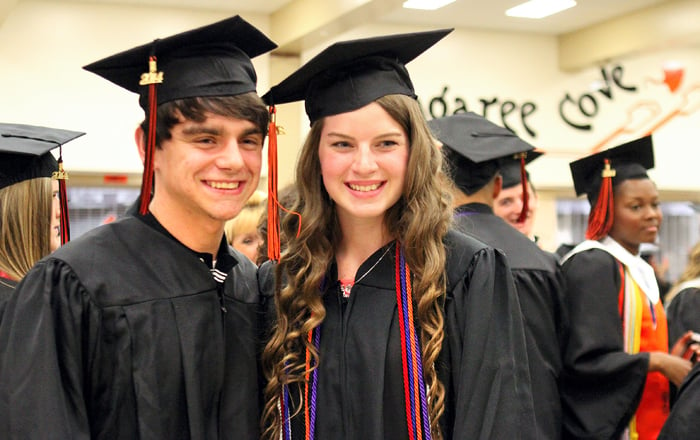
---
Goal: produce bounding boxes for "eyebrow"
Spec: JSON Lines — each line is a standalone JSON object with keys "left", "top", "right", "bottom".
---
{"left": 181, "top": 125, "right": 263, "bottom": 137}
{"left": 182, "top": 125, "right": 222, "bottom": 136}
{"left": 325, "top": 131, "right": 404, "bottom": 140}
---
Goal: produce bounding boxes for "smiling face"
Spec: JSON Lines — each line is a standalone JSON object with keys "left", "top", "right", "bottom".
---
{"left": 608, "top": 178, "right": 662, "bottom": 255}
{"left": 493, "top": 181, "right": 538, "bottom": 238}
{"left": 150, "top": 111, "right": 263, "bottom": 230}
{"left": 318, "top": 102, "right": 409, "bottom": 227}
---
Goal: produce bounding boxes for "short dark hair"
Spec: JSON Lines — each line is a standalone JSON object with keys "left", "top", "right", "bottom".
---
{"left": 140, "top": 92, "right": 269, "bottom": 148}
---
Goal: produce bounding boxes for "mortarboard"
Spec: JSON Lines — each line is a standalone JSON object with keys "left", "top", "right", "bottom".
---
{"left": 261, "top": 28, "right": 452, "bottom": 262}
{"left": 428, "top": 112, "right": 534, "bottom": 220}
{"left": 500, "top": 150, "right": 543, "bottom": 189}
{"left": 0, "top": 123, "right": 85, "bottom": 244}
{"left": 569, "top": 135, "right": 654, "bottom": 240}
{"left": 83, "top": 15, "right": 277, "bottom": 215}
{"left": 262, "top": 28, "right": 453, "bottom": 123}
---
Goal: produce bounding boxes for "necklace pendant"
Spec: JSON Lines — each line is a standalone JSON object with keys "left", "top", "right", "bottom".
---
{"left": 340, "top": 282, "right": 352, "bottom": 298}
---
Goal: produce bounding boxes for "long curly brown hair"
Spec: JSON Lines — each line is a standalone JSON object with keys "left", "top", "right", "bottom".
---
{"left": 261, "top": 94, "right": 453, "bottom": 439}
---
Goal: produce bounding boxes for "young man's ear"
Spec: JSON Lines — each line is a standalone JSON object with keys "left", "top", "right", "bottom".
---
{"left": 134, "top": 126, "right": 146, "bottom": 164}
{"left": 492, "top": 174, "right": 503, "bottom": 199}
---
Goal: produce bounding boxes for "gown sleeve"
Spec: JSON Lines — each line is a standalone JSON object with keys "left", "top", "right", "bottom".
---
{"left": 560, "top": 249, "right": 649, "bottom": 440}
{"left": 442, "top": 243, "right": 537, "bottom": 440}
{"left": 0, "top": 258, "right": 97, "bottom": 439}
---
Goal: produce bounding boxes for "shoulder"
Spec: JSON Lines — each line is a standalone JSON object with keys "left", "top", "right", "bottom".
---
{"left": 225, "top": 248, "right": 260, "bottom": 303}
{"left": 561, "top": 247, "right": 621, "bottom": 291}
{"left": 444, "top": 228, "right": 506, "bottom": 292}
{"left": 562, "top": 247, "right": 617, "bottom": 272}
{"left": 52, "top": 216, "right": 147, "bottom": 264}
{"left": 667, "top": 286, "right": 700, "bottom": 311}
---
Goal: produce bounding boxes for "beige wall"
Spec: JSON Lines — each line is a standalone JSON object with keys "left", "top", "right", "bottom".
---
{"left": 0, "top": 1, "right": 271, "bottom": 174}
{"left": 2, "top": 2, "right": 699, "bottom": 250}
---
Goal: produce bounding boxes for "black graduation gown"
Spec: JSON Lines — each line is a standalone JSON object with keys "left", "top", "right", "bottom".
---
{"left": 260, "top": 229, "right": 536, "bottom": 439}
{"left": 0, "top": 277, "right": 17, "bottom": 325}
{"left": 560, "top": 249, "right": 649, "bottom": 440}
{"left": 453, "top": 203, "right": 567, "bottom": 440}
{"left": 0, "top": 215, "right": 262, "bottom": 439}
{"left": 658, "top": 359, "right": 700, "bottom": 439}
{"left": 666, "top": 287, "right": 700, "bottom": 348}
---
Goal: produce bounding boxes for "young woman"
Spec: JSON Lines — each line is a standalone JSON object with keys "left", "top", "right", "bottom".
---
{"left": 0, "top": 123, "right": 82, "bottom": 316}
{"left": 560, "top": 136, "right": 693, "bottom": 440}
{"left": 224, "top": 190, "right": 267, "bottom": 263}
{"left": 259, "top": 30, "right": 535, "bottom": 440}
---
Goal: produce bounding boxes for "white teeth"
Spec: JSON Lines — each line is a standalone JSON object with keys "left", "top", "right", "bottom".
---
{"left": 208, "top": 181, "right": 239, "bottom": 189}
{"left": 349, "top": 183, "right": 381, "bottom": 192}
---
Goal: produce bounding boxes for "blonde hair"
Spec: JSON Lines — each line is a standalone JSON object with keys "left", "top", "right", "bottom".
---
{"left": 666, "top": 241, "right": 700, "bottom": 304}
{"left": 0, "top": 178, "right": 53, "bottom": 280}
{"left": 261, "top": 94, "right": 452, "bottom": 439}
{"left": 224, "top": 190, "right": 267, "bottom": 246}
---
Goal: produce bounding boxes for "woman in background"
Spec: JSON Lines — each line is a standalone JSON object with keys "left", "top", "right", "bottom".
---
{"left": 224, "top": 190, "right": 266, "bottom": 263}
{"left": 560, "top": 136, "right": 693, "bottom": 440}
{"left": 0, "top": 123, "right": 82, "bottom": 317}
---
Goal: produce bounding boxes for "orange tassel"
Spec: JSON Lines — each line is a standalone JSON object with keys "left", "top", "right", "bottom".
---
{"left": 266, "top": 106, "right": 302, "bottom": 262}
{"left": 516, "top": 153, "right": 529, "bottom": 223}
{"left": 267, "top": 105, "right": 281, "bottom": 262}
{"left": 586, "top": 159, "right": 616, "bottom": 240}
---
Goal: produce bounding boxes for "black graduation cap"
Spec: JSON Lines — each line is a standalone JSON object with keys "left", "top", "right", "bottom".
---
{"left": 262, "top": 28, "right": 453, "bottom": 123}
{"left": 501, "top": 150, "right": 543, "bottom": 189}
{"left": 83, "top": 15, "right": 277, "bottom": 215}
{"left": 0, "top": 123, "right": 83, "bottom": 189}
{"left": 0, "top": 123, "right": 84, "bottom": 245}
{"left": 569, "top": 135, "right": 654, "bottom": 240}
{"left": 569, "top": 135, "right": 654, "bottom": 199}
{"left": 83, "top": 15, "right": 277, "bottom": 110}
{"left": 427, "top": 112, "right": 535, "bottom": 195}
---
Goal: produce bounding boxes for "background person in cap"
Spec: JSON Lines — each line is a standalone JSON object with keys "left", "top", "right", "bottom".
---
{"left": 0, "top": 123, "right": 83, "bottom": 319}
{"left": 559, "top": 136, "right": 696, "bottom": 440}
{"left": 429, "top": 112, "right": 568, "bottom": 440}
{"left": 0, "top": 16, "right": 275, "bottom": 439}
{"left": 493, "top": 150, "right": 542, "bottom": 242}
{"left": 259, "top": 30, "right": 536, "bottom": 440}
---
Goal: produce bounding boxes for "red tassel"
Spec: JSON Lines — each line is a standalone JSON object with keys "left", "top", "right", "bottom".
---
{"left": 516, "top": 153, "right": 529, "bottom": 223}
{"left": 586, "top": 159, "right": 616, "bottom": 240}
{"left": 55, "top": 151, "right": 70, "bottom": 245}
{"left": 138, "top": 55, "right": 162, "bottom": 215}
{"left": 267, "top": 105, "right": 281, "bottom": 262}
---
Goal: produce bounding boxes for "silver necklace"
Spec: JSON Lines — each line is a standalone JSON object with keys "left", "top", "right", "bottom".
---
{"left": 339, "top": 243, "right": 393, "bottom": 298}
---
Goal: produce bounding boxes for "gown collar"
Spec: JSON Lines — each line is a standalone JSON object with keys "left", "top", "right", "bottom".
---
{"left": 136, "top": 211, "right": 237, "bottom": 273}
{"left": 563, "top": 236, "right": 660, "bottom": 304}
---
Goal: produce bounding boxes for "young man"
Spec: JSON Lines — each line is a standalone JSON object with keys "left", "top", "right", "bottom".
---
{"left": 0, "top": 16, "right": 276, "bottom": 439}
{"left": 494, "top": 151, "right": 542, "bottom": 242}
{"left": 429, "top": 112, "right": 568, "bottom": 440}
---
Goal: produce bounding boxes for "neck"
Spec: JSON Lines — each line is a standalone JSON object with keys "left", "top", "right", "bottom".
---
{"left": 149, "top": 196, "right": 224, "bottom": 256}
{"left": 336, "top": 215, "right": 393, "bottom": 280}
{"left": 607, "top": 235, "right": 640, "bottom": 256}
{"left": 452, "top": 186, "right": 493, "bottom": 208}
